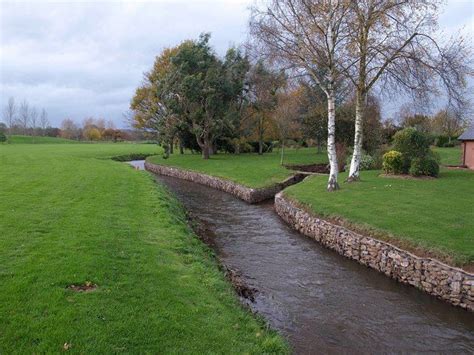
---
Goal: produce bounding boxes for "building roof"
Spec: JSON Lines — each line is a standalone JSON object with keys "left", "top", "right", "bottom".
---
{"left": 459, "top": 125, "right": 474, "bottom": 141}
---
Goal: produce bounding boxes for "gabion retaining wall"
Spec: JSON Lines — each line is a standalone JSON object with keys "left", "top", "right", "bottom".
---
{"left": 145, "top": 161, "right": 306, "bottom": 204}
{"left": 275, "top": 192, "right": 474, "bottom": 311}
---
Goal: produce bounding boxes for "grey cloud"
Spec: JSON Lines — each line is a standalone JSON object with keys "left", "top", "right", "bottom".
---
{"left": 1, "top": 0, "right": 471, "bottom": 127}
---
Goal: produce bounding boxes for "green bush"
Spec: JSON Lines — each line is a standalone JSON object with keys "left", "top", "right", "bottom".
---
{"left": 346, "top": 154, "right": 376, "bottom": 171}
{"left": 434, "top": 135, "right": 458, "bottom": 148}
{"left": 239, "top": 142, "right": 253, "bottom": 153}
{"left": 372, "top": 145, "right": 390, "bottom": 169}
{"left": 435, "top": 135, "right": 450, "bottom": 147}
{"left": 409, "top": 156, "right": 440, "bottom": 177}
{"left": 393, "top": 128, "right": 430, "bottom": 173}
{"left": 0, "top": 132, "right": 7, "bottom": 143}
{"left": 383, "top": 150, "right": 404, "bottom": 174}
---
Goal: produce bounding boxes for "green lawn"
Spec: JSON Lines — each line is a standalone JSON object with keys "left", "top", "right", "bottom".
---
{"left": 283, "top": 168, "right": 474, "bottom": 266}
{"left": 6, "top": 135, "right": 78, "bottom": 144}
{"left": 0, "top": 143, "right": 287, "bottom": 353}
{"left": 433, "top": 146, "right": 463, "bottom": 165}
{"left": 148, "top": 148, "right": 328, "bottom": 188}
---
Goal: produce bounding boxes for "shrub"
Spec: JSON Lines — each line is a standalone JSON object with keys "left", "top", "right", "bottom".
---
{"left": 435, "top": 135, "right": 450, "bottom": 147}
{"left": 345, "top": 154, "right": 376, "bottom": 171}
{"left": 372, "top": 145, "right": 390, "bottom": 169}
{"left": 239, "top": 142, "right": 253, "bottom": 153}
{"left": 383, "top": 150, "right": 404, "bottom": 174}
{"left": 0, "top": 132, "right": 6, "bottom": 143}
{"left": 393, "top": 128, "right": 430, "bottom": 173}
{"left": 248, "top": 141, "right": 273, "bottom": 153}
{"left": 409, "top": 156, "right": 440, "bottom": 177}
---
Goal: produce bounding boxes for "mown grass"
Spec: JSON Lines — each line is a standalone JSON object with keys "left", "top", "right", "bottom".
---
{"left": 6, "top": 135, "right": 78, "bottom": 144}
{"left": 148, "top": 148, "right": 328, "bottom": 188}
{"left": 0, "top": 143, "right": 287, "bottom": 353}
{"left": 284, "top": 167, "right": 474, "bottom": 266}
{"left": 433, "top": 146, "right": 463, "bottom": 165}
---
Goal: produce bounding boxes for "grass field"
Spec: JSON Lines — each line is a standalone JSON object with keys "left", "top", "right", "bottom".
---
{"left": 148, "top": 148, "right": 328, "bottom": 188}
{"left": 0, "top": 143, "right": 287, "bottom": 353}
{"left": 433, "top": 146, "right": 463, "bottom": 165}
{"left": 283, "top": 148, "right": 474, "bottom": 266}
{"left": 5, "top": 135, "right": 78, "bottom": 144}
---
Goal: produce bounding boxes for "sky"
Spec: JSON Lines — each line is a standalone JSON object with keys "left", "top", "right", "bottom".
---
{"left": 0, "top": 0, "right": 473, "bottom": 128}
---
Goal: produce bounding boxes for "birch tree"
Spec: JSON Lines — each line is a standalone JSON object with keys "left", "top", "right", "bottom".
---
{"left": 345, "top": 0, "right": 473, "bottom": 181}
{"left": 250, "top": 0, "right": 351, "bottom": 191}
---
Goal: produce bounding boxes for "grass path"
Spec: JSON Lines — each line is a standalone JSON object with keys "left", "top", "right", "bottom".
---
{"left": 148, "top": 148, "right": 328, "bottom": 188}
{"left": 0, "top": 144, "right": 287, "bottom": 353}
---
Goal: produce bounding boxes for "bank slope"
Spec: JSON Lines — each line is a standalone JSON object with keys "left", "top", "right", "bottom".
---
{"left": 147, "top": 148, "right": 328, "bottom": 189}
{"left": 0, "top": 144, "right": 287, "bottom": 353}
{"left": 283, "top": 169, "right": 474, "bottom": 267}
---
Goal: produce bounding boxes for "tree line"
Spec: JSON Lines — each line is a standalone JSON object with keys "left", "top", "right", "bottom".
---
{"left": 130, "top": 0, "right": 472, "bottom": 191}
{"left": 1, "top": 97, "right": 51, "bottom": 137}
{"left": 0, "top": 97, "right": 144, "bottom": 142}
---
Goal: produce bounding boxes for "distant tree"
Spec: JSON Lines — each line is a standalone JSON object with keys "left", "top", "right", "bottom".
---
{"left": 432, "top": 109, "right": 467, "bottom": 143}
{"left": 83, "top": 127, "right": 101, "bottom": 141}
{"left": 44, "top": 127, "right": 61, "bottom": 137}
{"left": 18, "top": 100, "right": 30, "bottom": 134}
{"left": 30, "top": 107, "right": 38, "bottom": 137}
{"left": 298, "top": 82, "right": 327, "bottom": 153}
{"left": 60, "top": 118, "right": 80, "bottom": 140}
{"left": 247, "top": 61, "right": 285, "bottom": 155}
{"left": 273, "top": 88, "right": 301, "bottom": 164}
{"left": 39, "top": 109, "right": 49, "bottom": 135}
{"left": 3, "top": 97, "right": 16, "bottom": 134}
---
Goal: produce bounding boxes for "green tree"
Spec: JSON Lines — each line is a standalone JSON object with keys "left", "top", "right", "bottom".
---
{"left": 0, "top": 131, "right": 7, "bottom": 143}
{"left": 246, "top": 61, "right": 285, "bottom": 155}
{"left": 166, "top": 34, "right": 248, "bottom": 159}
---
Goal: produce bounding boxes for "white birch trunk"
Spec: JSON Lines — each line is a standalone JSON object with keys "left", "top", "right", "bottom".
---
{"left": 327, "top": 89, "right": 339, "bottom": 191}
{"left": 348, "top": 90, "right": 364, "bottom": 181}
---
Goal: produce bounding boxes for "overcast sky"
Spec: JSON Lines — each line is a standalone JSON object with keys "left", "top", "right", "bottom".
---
{"left": 1, "top": 0, "right": 473, "bottom": 128}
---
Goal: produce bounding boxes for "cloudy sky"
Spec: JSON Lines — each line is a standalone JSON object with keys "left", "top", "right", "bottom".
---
{"left": 1, "top": 0, "right": 473, "bottom": 127}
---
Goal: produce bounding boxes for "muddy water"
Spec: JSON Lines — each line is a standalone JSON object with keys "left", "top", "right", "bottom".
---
{"left": 134, "top": 161, "right": 474, "bottom": 353}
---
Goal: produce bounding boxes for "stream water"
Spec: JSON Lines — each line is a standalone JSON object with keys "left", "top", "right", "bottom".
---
{"left": 130, "top": 161, "right": 474, "bottom": 353}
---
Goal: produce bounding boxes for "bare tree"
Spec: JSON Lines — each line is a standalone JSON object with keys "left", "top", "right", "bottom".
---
{"left": 18, "top": 100, "right": 30, "bottom": 135}
{"left": 60, "top": 118, "right": 80, "bottom": 140}
{"left": 432, "top": 108, "right": 467, "bottom": 143}
{"left": 39, "top": 108, "right": 50, "bottom": 134}
{"left": 273, "top": 87, "right": 301, "bottom": 165}
{"left": 250, "top": 0, "right": 351, "bottom": 191}
{"left": 345, "top": 0, "right": 473, "bottom": 181}
{"left": 30, "top": 107, "right": 38, "bottom": 136}
{"left": 3, "top": 97, "right": 16, "bottom": 134}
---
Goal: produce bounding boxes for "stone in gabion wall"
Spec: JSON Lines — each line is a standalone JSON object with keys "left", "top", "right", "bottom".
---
{"left": 274, "top": 192, "right": 474, "bottom": 311}
{"left": 145, "top": 161, "right": 306, "bottom": 204}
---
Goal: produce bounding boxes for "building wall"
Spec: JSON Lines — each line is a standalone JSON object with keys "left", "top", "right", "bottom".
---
{"left": 462, "top": 141, "right": 474, "bottom": 169}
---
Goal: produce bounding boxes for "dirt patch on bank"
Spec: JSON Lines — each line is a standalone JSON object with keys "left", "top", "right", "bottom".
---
{"left": 67, "top": 282, "right": 97, "bottom": 292}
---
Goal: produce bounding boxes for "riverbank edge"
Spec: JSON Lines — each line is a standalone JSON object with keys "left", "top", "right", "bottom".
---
{"left": 274, "top": 192, "right": 474, "bottom": 311}
{"left": 144, "top": 160, "right": 307, "bottom": 203}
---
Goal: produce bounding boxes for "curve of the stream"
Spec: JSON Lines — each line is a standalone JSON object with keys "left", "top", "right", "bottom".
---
{"left": 131, "top": 161, "right": 474, "bottom": 353}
